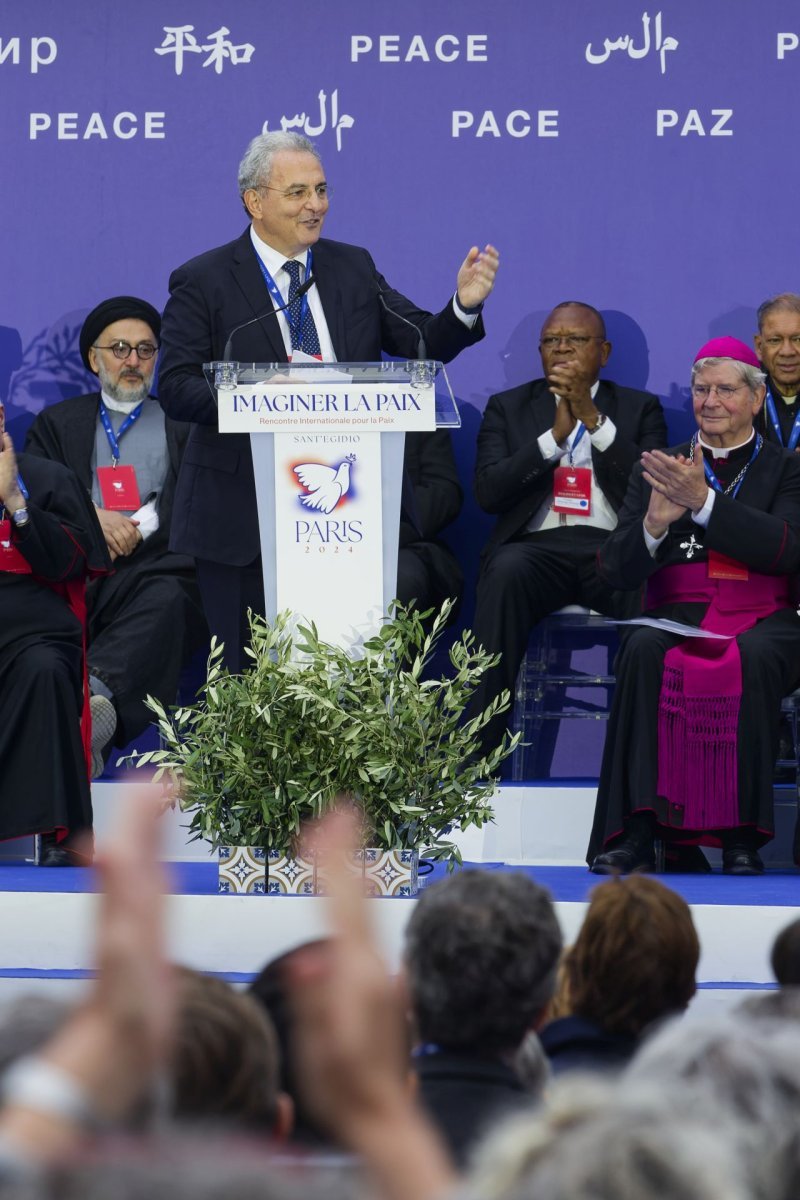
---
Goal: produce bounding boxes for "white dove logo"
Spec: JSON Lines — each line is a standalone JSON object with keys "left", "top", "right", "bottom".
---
{"left": 294, "top": 453, "right": 356, "bottom": 515}
{"left": 1, "top": 540, "right": 10, "bottom": 551}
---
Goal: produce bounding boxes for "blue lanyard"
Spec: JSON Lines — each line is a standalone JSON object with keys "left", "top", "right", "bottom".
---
{"left": 567, "top": 422, "right": 587, "bottom": 465}
{"left": 255, "top": 250, "right": 313, "bottom": 347}
{"left": 99, "top": 399, "right": 143, "bottom": 466}
{"left": 765, "top": 388, "right": 800, "bottom": 451}
{"left": 699, "top": 433, "right": 762, "bottom": 498}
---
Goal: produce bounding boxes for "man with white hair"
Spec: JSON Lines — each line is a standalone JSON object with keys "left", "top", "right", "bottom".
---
{"left": 159, "top": 130, "right": 498, "bottom": 670}
{"left": 589, "top": 336, "right": 800, "bottom": 875}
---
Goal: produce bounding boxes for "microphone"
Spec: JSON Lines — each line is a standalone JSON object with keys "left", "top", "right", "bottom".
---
{"left": 222, "top": 274, "right": 317, "bottom": 361}
{"left": 376, "top": 286, "right": 428, "bottom": 361}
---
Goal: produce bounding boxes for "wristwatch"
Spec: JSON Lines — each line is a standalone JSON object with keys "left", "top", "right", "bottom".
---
{"left": 587, "top": 413, "right": 607, "bottom": 435}
{"left": 11, "top": 507, "right": 30, "bottom": 528}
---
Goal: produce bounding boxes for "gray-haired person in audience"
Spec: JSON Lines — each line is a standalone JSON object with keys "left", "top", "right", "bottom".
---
{"left": 403, "top": 869, "right": 562, "bottom": 1166}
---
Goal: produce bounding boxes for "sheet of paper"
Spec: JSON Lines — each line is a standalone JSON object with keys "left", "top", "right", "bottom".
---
{"left": 613, "top": 617, "right": 733, "bottom": 640}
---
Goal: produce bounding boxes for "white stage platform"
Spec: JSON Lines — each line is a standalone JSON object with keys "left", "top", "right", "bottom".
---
{"left": 0, "top": 781, "right": 795, "bottom": 1018}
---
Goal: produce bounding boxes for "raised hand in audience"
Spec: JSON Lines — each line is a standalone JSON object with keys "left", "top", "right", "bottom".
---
{"left": 0, "top": 783, "right": 174, "bottom": 1164}
{"left": 286, "top": 807, "right": 458, "bottom": 1200}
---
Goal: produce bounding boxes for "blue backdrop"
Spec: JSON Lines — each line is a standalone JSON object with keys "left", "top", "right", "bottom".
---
{"left": 2, "top": 0, "right": 797, "bottom": 611}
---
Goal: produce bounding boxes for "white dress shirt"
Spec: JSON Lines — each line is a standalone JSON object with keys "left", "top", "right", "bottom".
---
{"left": 527, "top": 381, "right": 620, "bottom": 532}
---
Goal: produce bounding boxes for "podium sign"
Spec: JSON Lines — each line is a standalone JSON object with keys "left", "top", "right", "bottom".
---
{"left": 272, "top": 429, "right": 385, "bottom": 645}
{"left": 205, "top": 361, "right": 459, "bottom": 649}
{"left": 217, "top": 374, "right": 436, "bottom": 435}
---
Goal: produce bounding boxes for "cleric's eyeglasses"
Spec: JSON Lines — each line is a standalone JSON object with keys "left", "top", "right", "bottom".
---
{"left": 93, "top": 340, "right": 159, "bottom": 361}
{"left": 540, "top": 335, "right": 605, "bottom": 349}
{"left": 691, "top": 384, "right": 746, "bottom": 401}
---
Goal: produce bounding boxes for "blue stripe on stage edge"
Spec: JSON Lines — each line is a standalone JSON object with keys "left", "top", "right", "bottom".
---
{"left": 0, "top": 861, "right": 797, "bottom": 906}
{"left": 0, "top": 969, "right": 779, "bottom": 991}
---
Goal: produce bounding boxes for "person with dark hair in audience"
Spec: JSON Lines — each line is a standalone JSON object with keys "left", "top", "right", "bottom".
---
{"left": 539, "top": 875, "right": 699, "bottom": 1074}
{"left": 249, "top": 941, "right": 334, "bottom": 1148}
{"left": 0, "top": 398, "right": 110, "bottom": 864}
{"left": 771, "top": 916, "right": 800, "bottom": 987}
{"left": 402, "top": 869, "right": 562, "bottom": 1165}
{"left": 589, "top": 336, "right": 800, "bottom": 875}
{"left": 25, "top": 296, "right": 207, "bottom": 777}
{"left": 468, "top": 300, "right": 667, "bottom": 752}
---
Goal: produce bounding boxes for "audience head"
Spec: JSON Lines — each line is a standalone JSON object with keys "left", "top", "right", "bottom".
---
{"left": 80, "top": 296, "right": 161, "bottom": 405}
{"left": 171, "top": 967, "right": 290, "bottom": 1137}
{"left": 755, "top": 292, "right": 800, "bottom": 398}
{"left": 469, "top": 1075, "right": 747, "bottom": 1200}
{"left": 771, "top": 915, "right": 800, "bottom": 985}
{"left": 628, "top": 1012, "right": 800, "bottom": 1198}
{"left": 403, "top": 869, "right": 562, "bottom": 1056}
{"left": 249, "top": 940, "right": 334, "bottom": 1145}
{"left": 538, "top": 302, "right": 610, "bottom": 385}
{"left": 566, "top": 875, "right": 698, "bottom": 1039}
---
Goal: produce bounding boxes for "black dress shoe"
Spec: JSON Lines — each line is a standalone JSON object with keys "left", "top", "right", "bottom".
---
{"left": 722, "top": 845, "right": 764, "bottom": 875}
{"left": 38, "top": 831, "right": 93, "bottom": 868}
{"left": 590, "top": 837, "right": 656, "bottom": 875}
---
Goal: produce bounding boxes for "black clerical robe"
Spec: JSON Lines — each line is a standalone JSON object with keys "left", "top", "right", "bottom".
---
{"left": 588, "top": 437, "right": 800, "bottom": 861}
{"left": 0, "top": 454, "right": 109, "bottom": 842}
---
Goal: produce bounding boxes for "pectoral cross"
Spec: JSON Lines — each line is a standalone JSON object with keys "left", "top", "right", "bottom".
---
{"left": 680, "top": 534, "right": 700, "bottom": 560}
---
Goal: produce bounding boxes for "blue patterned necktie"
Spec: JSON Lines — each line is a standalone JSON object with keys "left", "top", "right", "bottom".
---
{"left": 283, "top": 259, "right": 321, "bottom": 355}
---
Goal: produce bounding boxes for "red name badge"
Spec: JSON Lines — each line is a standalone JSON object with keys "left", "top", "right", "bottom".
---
{"left": 552, "top": 465, "right": 592, "bottom": 516}
{"left": 707, "top": 550, "right": 749, "bottom": 581}
{"left": 0, "top": 520, "right": 32, "bottom": 574}
{"left": 97, "top": 465, "right": 141, "bottom": 511}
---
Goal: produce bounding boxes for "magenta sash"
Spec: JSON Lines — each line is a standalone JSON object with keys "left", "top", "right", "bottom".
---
{"left": 646, "top": 563, "right": 789, "bottom": 829}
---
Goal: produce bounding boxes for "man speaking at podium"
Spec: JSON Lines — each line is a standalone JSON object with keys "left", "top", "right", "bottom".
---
{"left": 159, "top": 130, "right": 498, "bottom": 669}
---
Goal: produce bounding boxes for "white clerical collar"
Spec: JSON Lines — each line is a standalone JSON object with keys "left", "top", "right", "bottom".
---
{"left": 555, "top": 380, "right": 600, "bottom": 404}
{"left": 250, "top": 226, "right": 308, "bottom": 277}
{"left": 101, "top": 389, "right": 145, "bottom": 415}
{"left": 697, "top": 428, "right": 754, "bottom": 459}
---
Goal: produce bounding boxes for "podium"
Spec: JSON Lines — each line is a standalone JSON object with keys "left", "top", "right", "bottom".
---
{"left": 203, "top": 359, "right": 460, "bottom": 648}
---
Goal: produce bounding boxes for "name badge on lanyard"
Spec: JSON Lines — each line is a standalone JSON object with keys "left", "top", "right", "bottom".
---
{"left": 552, "top": 422, "right": 592, "bottom": 515}
{"left": 96, "top": 399, "right": 143, "bottom": 510}
{"left": 700, "top": 433, "right": 761, "bottom": 581}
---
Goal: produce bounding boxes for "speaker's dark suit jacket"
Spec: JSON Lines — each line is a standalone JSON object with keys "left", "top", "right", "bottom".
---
{"left": 158, "top": 229, "right": 484, "bottom": 567}
{"left": 475, "top": 377, "right": 668, "bottom": 553}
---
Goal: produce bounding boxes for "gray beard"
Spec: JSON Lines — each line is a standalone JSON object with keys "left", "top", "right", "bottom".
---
{"left": 96, "top": 365, "right": 151, "bottom": 409}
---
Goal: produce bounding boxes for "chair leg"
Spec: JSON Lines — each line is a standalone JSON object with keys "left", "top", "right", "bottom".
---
{"left": 653, "top": 835, "right": 666, "bottom": 874}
